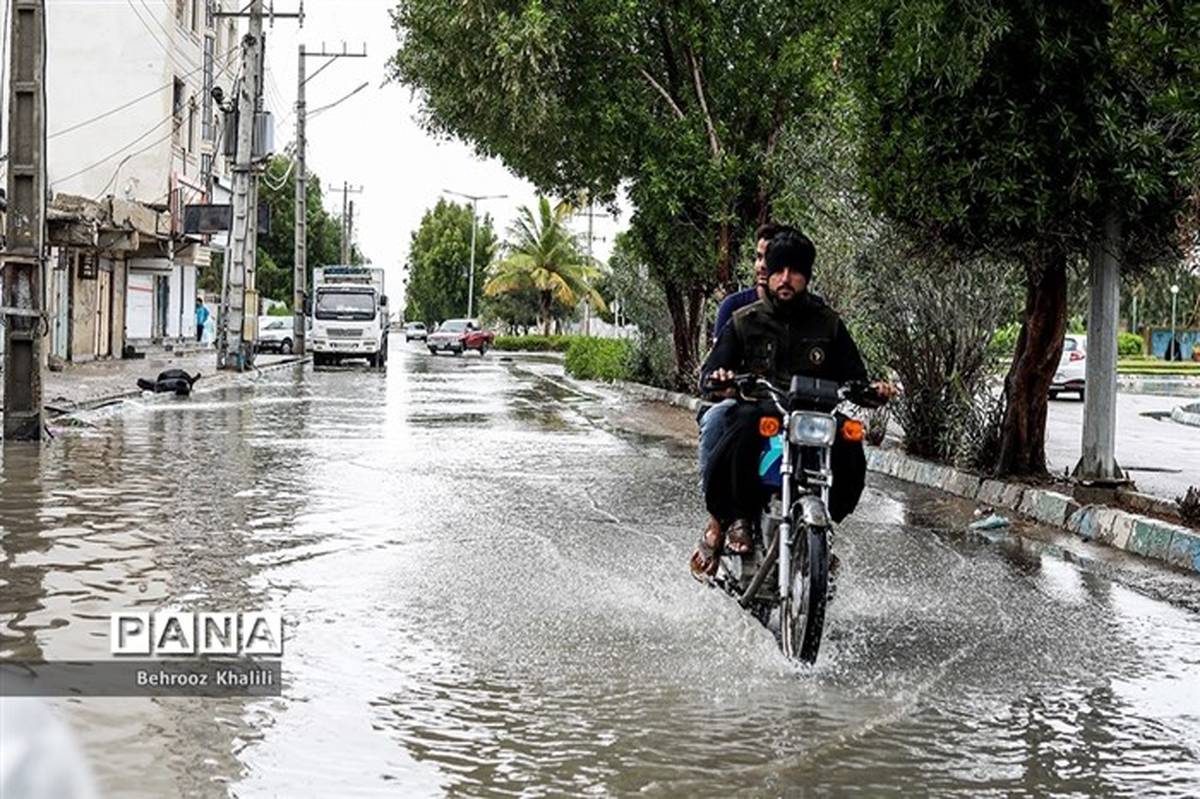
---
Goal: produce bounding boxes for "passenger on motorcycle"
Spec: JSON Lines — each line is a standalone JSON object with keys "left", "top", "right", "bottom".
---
{"left": 689, "top": 229, "right": 895, "bottom": 579}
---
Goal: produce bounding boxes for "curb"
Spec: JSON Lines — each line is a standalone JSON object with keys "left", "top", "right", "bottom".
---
{"left": 1118, "top": 376, "right": 1200, "bottom": 397}
{"left": 866, "top": 447, "right": 1200, "bottom": 575}
{"left": 1171, "top": 403, "right": 1200, "bottom": 428}
{"left": 609, "top": 378, "right": 1200, "bottom": 575}
{"left": 46, "top": 356, "right": 310, "bottom": 415}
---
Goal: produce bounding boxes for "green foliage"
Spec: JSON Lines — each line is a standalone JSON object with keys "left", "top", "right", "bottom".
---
{"left": 492, "top": 335, "right": 574, "bottom": 352}
{"left": 990, "top": 322, "right": 1021, "bottom": 358}
{"left": 1118, "top": 332, "right": 1145, "bottom": 357}
{"left": 267, "top": 304, "right": 292, "bottom": 316}
{"left": 404, "top": 199, "right": 497, "bottom": 327}
{"left": 255, "top": 155, "right": 355, "bottom": 304}
{"left": 485, "top": 197, "right": 603, "bottom": 334}
{"left": 390, "top": 0, "right": 840, "bottom": 375}
{"left": 563, "top": 338, "right": 634, "bottom": 382}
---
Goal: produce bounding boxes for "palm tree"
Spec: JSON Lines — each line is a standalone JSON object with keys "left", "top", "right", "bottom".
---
{"left": 485, "top": 197, "right": 605, "bottom": 335}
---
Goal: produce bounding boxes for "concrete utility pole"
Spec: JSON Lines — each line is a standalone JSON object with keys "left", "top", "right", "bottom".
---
{"left": 347, "top": 200, "right": 355, "bottom": 263}
{"left": 2, "top": 0, "right": 47, "bottom": 441}
{"left": 580, "top": 200, "right": 610, "bottom": 337}
{"left": 294, "top": 43, "right": 366, "bottom": 356}
{"left": 443, "top": 190, "right": 506, "bottom": 319}
{"left": 328, "top": 181, "right": 363, "bottom": 264}
{"left": 1074, "top": 213, "right": 1124, "bottom": 484}
{"left": 1170, "top": 283, "right": 1180, "bottom": 360}
{"left": 215, "top": 0, "right": 301, "bottom": 371}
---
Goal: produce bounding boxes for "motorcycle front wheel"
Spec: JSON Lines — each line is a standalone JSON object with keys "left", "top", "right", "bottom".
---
{"left": 780, "top": 525, "right": 829, "bottom": 663}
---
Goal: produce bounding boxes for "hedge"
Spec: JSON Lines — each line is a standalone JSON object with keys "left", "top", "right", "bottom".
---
{"left": 492, "top": 335, "right": 574, "bottom": 352}
{"left": 1117, "top": 332, "right": 1145, "bottom": 357}
{"left": 563, "top": 338, "right": 634, "bottom": 381}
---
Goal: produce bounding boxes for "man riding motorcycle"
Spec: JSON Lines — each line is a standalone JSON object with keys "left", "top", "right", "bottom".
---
{"left": 690, "top": 229, "right": 895, "bottom": 578}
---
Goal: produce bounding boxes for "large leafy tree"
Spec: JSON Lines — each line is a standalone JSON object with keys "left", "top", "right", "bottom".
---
{"left": 485, "top": 197, "right": 603, "bottom": 335}
{"left": 846, "top": 0, "right": 1200, "bottom": 476}
{"left": 390, "top": 0, "right": 834, "bottom": 379}
{"left": 404, "top": 199, "right": 497, "bottom": 326}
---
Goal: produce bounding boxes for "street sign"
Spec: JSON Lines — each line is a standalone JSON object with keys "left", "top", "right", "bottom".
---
{"left": 183, "top": 204, "right": 271, "bottom": 235}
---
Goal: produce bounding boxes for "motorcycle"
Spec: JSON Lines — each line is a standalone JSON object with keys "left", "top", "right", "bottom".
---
{"left": 704, "top": 373, "right": 886, "bottom": 663}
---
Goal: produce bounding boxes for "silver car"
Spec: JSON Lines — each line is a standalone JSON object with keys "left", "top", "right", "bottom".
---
{"left": 404, "top": 321, "right": 428, "bottom": 342}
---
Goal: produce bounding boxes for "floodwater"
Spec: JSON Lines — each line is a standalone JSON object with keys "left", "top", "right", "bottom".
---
{"left": 2, "top": 337, "right": 1199, "bottom": 797}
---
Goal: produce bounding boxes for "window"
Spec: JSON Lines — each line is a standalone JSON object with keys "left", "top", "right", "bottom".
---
{"left": 176, "top": 0, "right": 186, "bottom": 25}
{"left": 191, "top": 0, "right": 199, "bottom": 32}
{"left": 315, "top": 291, "right": 376, "bottom": 321}
{"left": 202, "top": 36, "right": 214, "bottom": 140}
{"left": 187, "top": 104, "right": 196, "bottom": 154}
{"left": 172, "top": 78, "right": 185, "bottom": 144}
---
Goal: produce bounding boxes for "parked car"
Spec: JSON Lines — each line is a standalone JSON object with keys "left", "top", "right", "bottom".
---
{"left": 404, "top": 321, "right": 428, "bottom": 342}
{"left": 426, "top": 318, "right": 495, "bottom": 356}
{"left": 255, "top": 316, "right": 300, "bottom": 354}
{"left": 1050, "top": 334, "right": 1087, "bottom": 400}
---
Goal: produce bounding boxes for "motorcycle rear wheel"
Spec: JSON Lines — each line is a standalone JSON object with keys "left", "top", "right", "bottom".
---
{"left": 779, "top": 525, "right": 829, "bottom": 663}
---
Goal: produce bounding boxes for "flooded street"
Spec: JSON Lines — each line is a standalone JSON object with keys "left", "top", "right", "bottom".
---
{"left": 3, "top": 337, "right": 1199, "bottom": 797}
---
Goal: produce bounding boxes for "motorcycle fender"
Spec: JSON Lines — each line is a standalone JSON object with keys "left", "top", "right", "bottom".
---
{"left": 798, "top": 495, "right": 830, "bottom": 528}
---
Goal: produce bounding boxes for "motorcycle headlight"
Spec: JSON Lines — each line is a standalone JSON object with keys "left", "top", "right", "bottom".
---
{"left": 788, "top": 412, "right": 837, "bottom": 447}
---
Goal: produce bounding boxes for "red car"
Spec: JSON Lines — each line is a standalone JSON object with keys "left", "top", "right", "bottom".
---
{"left": 426, "top": 318, "right": 495, "bottom": 355}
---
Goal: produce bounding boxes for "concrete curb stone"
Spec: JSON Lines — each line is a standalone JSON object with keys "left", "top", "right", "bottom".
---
{"left": 1170, "top": 404, "right": 1200, "bottom": 428}
{"left": 606, "top": 378, "right": 1200, "bottom": 575}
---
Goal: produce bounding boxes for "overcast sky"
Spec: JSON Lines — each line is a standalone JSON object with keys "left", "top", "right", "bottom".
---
{"left": 262, "top": 0, "right": 622, "bottom": 301}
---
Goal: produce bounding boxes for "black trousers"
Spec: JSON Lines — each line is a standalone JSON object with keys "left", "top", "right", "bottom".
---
{"left": 703, "top": 401, "right": 866, "bottom": 525}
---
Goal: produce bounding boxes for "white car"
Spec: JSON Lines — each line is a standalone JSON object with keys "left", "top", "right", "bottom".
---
{"left": 255, "top": 316, "right": 302, "bottom": 354}
{"left": 1050, "top": 334, "right": 1087, "bottom": 400}
{"left": 404, "top": 321, "right": 428, "bottom": 342}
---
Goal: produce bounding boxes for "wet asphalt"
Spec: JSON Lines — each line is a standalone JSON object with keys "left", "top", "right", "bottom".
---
{"left": 1, "top": 335, "right": 1198, "bottom": 798}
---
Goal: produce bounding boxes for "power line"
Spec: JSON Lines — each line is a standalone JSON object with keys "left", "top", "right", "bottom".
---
{"left": 50, "top": 114, "right": 174, "bottom": 188}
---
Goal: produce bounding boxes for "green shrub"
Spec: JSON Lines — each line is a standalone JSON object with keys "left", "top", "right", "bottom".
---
{"left": 492, "top": 335, "right": 574, "bottom": 352}
{"left": 990, "top": 322, "right": 1021, "bottom": 357}
{"left": 267, "top": 305, "right": 292, "bottom": 316}
{"left": 564, "top": 338, "right": 634, "bottom": 381}
{"left": 1117, "top": 332, "right": 1145, "bottom": 357}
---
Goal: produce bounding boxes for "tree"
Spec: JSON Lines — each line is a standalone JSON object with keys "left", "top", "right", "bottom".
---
{"left": 485, "top": 197, "right": 603, "bottom": 335}
{"left": 846, "top": 0, "right": 1200, "bottom": 476}
{"left": 390, "top": 0, "right": 837, "bottom": 378}
{"left": 404, "top": 199, "right": 497, "bottom": 326}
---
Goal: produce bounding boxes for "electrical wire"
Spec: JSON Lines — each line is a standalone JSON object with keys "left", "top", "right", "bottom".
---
{"left": 50, "top": 114, "right": 174, "bottom": 188}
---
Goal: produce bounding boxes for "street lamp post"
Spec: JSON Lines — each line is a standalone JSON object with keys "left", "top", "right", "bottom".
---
{"left": 444, "top": 190, "right": 507, "bottom": 319}
{"left": 1170, "top": 283, "right": 1180, "bottom": 361}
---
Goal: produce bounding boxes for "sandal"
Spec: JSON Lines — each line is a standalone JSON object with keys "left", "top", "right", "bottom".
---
{"left": 689, "top": 518, "right": 724, "bottom": 582}
{"left": 725, "top": 519, "right": 753, "bottom": 555}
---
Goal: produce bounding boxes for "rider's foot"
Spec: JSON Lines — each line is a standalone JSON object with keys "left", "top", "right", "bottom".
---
{"left": 688, "top": 517, "right": 724, "bottom": 581}
{"left": 724, "top": 519, "right": 753, "bottom": 555}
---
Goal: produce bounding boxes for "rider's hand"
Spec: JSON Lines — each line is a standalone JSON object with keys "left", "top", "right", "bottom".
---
{"left": 708, "top": 368, "right": 737, "bottom": 398}
{"left": 871, "top": 381, "right": 900, "bottom": 401}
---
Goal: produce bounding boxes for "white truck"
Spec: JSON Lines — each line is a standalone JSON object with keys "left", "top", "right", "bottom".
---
{"left": 310, "top": 266, "right": 389, "bottom": 369}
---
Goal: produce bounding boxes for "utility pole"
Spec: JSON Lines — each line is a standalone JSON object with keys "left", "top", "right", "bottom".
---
{"left": 2, "top": 0, "right": 46, "bottom": 441}
{"left": 579, "top": 200, "right": 610, "bottom": 337}
{"left": 214, "top": 0, "right": 301, "bottom": 371}
{"left": 294, "top": 42, "right": 366, "bottom": 356}
{"left": 347, "top": 200, "right": 355, "bottom": 263}
{"left": 443, "top": 190, "right": 506, "bottom": 319}
{"left": 1074, "top": 213, "right": 1124, "bottom": 484}
{"left": 328, "top": 181, "right": 363, "bottom": 264}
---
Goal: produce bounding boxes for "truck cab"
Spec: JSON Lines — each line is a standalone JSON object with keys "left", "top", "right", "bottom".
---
{"left": 310, "top": 266, "right": 389, "bottom": 369}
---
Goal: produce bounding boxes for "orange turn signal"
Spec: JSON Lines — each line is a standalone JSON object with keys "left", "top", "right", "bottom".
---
{"left": 841, "top": 419, "right": 865, "bottom": 443}
{"left": 758, "top": 416, "right": 781, "bottom": 437}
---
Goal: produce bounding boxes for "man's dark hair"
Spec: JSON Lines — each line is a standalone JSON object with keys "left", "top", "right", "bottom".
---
{"left": 756, "top": 222, "right": 782, "bottom": 243}
{"left": 765, "top": 230, "right": 816, "bottom": 280}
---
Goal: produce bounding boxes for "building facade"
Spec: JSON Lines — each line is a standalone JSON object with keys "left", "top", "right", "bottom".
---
{"left": 44, "top": 0, "right": 242, "bottom": 358}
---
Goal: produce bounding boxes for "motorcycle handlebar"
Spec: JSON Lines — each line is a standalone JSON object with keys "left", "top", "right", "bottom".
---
{"left": 702, "top": 374, "right": 890, "bottom": 408}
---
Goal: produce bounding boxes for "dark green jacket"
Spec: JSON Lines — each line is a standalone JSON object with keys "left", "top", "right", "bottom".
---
{"left": 700, "top": 291, "right": 868, "bottom": 392}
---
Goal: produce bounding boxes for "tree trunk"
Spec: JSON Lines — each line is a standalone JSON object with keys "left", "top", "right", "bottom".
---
{"left": 716, "top": 221, "right": 733, "bottom": 291}
{"left": 540, "top": 291, "right": 552, "bottom": 336}
{"left": 664, "top": 283, "right": 706, "bottom": 388}
{"left": 995, "top": 255, "right": 1069, "bottom": 477}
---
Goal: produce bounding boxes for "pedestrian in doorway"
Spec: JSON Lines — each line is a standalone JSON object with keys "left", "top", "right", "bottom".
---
{"left": 195, "top": 298, "right": 210, "bottom": 343}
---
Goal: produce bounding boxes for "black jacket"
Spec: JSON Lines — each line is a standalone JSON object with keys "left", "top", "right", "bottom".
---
{"left": 700, "top": 291, "right": 868, "bottom": 393}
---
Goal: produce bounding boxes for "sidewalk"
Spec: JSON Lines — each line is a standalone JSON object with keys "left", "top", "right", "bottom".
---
{"left": 1, "top": 348, "right": 306, "bottom": 413}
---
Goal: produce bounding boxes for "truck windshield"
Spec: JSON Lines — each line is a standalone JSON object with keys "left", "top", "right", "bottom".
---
{"left": 316, "top": 291, "right": 375, "bottom": 321}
